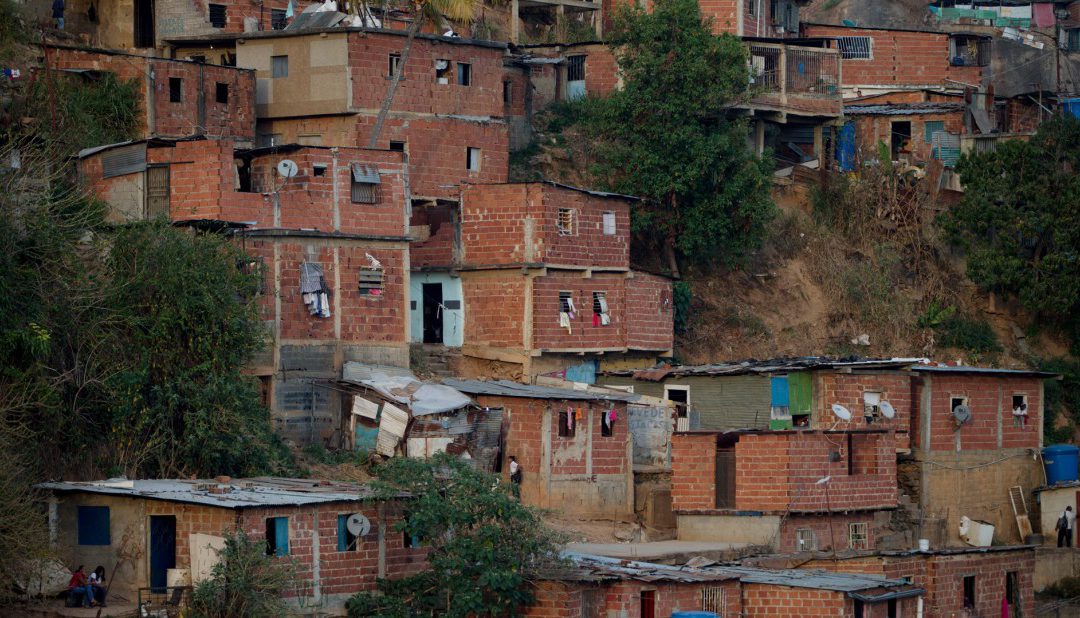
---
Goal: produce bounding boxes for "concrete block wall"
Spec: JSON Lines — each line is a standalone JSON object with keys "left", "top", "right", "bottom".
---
{"left": 626, "top": 273, "right": 674, "bottom": 352}
{"left": 46, "top": 46, "right": 256, "bottom": 141}
{"left": 815, "top": 372, "right": 914, "bottom": 450}
{"left": 802, "top": 25, "right": 985, "bottom": 89}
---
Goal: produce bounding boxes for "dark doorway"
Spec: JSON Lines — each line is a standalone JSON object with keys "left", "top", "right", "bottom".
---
{"left": 134, "top": 0, "right": 155, "bottom": 48}
{"left": 422, "top": 283, "right": 443, "bottom": 344}
{"left": 149, "top": 515, "right": 176, "bottom": 592}
{"left": 715, "top": 434, "right": 739, "bottom": 509}
{"left": 891, "top": 121, "right": 912, "bottom": 160}
{"left": 639, "top": 590, "right": 655, "bottom": 618}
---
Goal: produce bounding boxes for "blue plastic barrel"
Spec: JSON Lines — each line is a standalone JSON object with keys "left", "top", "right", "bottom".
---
{"left": 672, "top": 614, "right": 718, "bottom": 618}
{"left": 1044, "top": 444, "right": 1080, "bottom": 485}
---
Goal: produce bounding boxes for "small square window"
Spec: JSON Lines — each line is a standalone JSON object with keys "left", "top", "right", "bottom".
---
{"left": 466, "top": 147, "right": 481, "bottom": 172}
{"left": 271, "top": 8, "right": 287, "bottom": 30}
{"left": 1012, "top": 394, "right": 1028, "bottom": 413}
{"left": 457, "top": 62, "right": 471, "bottom": 86}
{"left": 388, "top": 54, "right": 402, "bottom": 77}
{"left": 602, "top": 211, "right": 616, "bottom": 235}
{"left": 271, "top": 55, "right": 289, "bottom": 79}
{"left": 558, "top": 409, "right": 577, "bottom": 437}
{"left": 389, "top": 141, "right": 406, "bottom": 152}
{"left": 403, "top": 530, "right": 421, "bottom": 548}
{"left": 435, "top": 59, "right": 450, "bottom": 83}
{"left": 557, "top": 208, "right": 575, "bottom": 236}
{"left": 208, "top": 3, "right": 227, "bottom": 28}
{"left": 265, "top": 516, "right": 289, "bottom": 556}
{"left": 215, "top": 82, "right": 228, "bottom": 104}
{"left": 951, "top": 396, "right": 968, "bottom": 412}
{"left": 313, "top": 164, "right": 327, "bottom": 177}
{"left": 337, "top": 514, "right": 359, "bottom": 551}
{"left": 169, "top": 77, "right": 182, "bottom": 103}
{"left": 358, "top": 268, "right": 384, "bottom": 296}
{"left": 77, "top": 506, "right": 110, "bottom": 546}
{"left": 848, "top": 522, "right": 868, "bottom": 550}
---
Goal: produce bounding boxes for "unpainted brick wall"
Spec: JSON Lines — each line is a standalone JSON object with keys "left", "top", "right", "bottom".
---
{"left": 626, "top": 273, "right": 674, "bottom": 352}
{"left": 45, "top": 46, "right": 256, "bottom": 141}
{"left": 741, "top": 582, "right": 850, "bottom": 617}
{"left": 802, "top": 25, "right": 985, "bottom": 88}
{"left": 532, "top": 272, "right": 627, "bottom": 351}
{"left": 850, "top": 110, "right": 966, "bottom": 166}
{"left": 671, "top": 433, "right": 719, "bottom": 511}
{"left": 780, "top": 512, "right": 885, "bottom": 553}
{"left": 814, "top": 372, "right": 914, "bottom": 450}
{"left": 917, "top": 374, "right": 1042, "bottom": 452}
{"left": 461, "top": 273, "right": 527, "bottom": 349}
{"left": 155, "top": 0, "right": 291, "bottom": 46}
{"left": 459, "top": 183, "right": 533, "bottom": 265}
{"left": 409, "top": 202, "right": 457, "bottom": 268}
{"left": 524, "top": 579, "right": 740, "bottom": 618}
{"left": 540, "top": 185, "right": 631, "bottom": 268}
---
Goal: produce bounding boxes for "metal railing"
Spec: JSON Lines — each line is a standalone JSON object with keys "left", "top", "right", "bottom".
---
{"left": 746, "top": 42, "right": 841, "bottom": 100}
{"left": 137, "top": 586, "right": 191, "bottom": 617}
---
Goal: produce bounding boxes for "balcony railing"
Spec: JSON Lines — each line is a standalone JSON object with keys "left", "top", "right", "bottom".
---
{"left": 746, "top": 42, "right": 842, "bottom": 116}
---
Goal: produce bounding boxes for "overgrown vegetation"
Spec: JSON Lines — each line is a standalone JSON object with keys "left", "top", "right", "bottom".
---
{"left": 346, "top": 454, "right": 563, "bottom": 617}
{"left": 545, "top": 0, "right": 775, "bottom": 276}
{"left": 944, "top": 115, "right": 1080, "bottom": 354}
{"left": 189, "top": 530, "right": 300, "bottom": 618}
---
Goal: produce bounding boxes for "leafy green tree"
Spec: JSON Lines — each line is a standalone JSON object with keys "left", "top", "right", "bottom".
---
{"left": 567, "top": 0, "right": 775, "bottom": 275}
{"left": 346, "top": 454, "right": 564, "bottom": 617}
{"left": 189, "top": 530, "right": 298, "bottom": 618}
{"left": 944, "top": 115, "right": 1080, "bottom": 349}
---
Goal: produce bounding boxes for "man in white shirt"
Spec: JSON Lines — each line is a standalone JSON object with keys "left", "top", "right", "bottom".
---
{"left": 508, "top": 456, "right": 522, "bottom": 500}
{"left": 1057, "top": 506, "right": 1075, "bottom": 548}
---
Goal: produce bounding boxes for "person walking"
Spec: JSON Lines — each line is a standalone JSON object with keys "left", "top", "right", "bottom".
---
{"left": 1057, "top": 506, "right": 1075, "bottom": 548}
{"left": 51, "top": 0, "right": 65, "bottom": 29}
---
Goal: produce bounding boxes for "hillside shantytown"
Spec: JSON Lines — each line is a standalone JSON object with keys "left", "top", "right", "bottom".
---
{"left": 5, "top": 0, "right": 1080, "bottom": 614}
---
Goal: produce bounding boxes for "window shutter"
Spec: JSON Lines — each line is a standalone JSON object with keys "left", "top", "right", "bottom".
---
{"left": 101, "top": 143, "right": 147, "bottom": 178}
{"left": 337, "top": 515, "right": 348, "bottom": 551}
{"left": 274, "top": 517, "right": 289, "bottom": 556}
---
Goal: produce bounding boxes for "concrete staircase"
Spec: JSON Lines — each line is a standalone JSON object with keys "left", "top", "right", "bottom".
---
{"left": 410, "top": 343, "right": 461, "bottom": 378}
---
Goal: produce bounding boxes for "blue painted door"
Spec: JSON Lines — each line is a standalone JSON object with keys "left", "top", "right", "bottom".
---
{"left": 836, "top": 122, "right": 856, "bottom": 172}
{"left": 149, "top": 515, "right": 176, "bottom": 592}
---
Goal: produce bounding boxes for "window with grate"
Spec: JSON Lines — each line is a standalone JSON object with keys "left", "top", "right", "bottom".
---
{"left": 216, "top": 82, "right": 229, "bottom": 104}
{"left": 567, "top": 55, "right": 586, "bottom": 82}
{"left": 272, "top": 55, "right": 289, "bottom": 78}
{"left": 837, "top": 36, "right": 872, "bottom": 59}
{"left": 457, "top": 62, "right": 471, "bottom": 86}
{"left": 701, "top": 586, "right": 726, "bottom": 616}
{"left": 559, "top": 291, "right": 574, "bottom": 314}
{"left": 602, "top": 211, "right": 616, "bottom": 235}
{"left": 1070, "top": 28, "right": 1080, "bottom": 52}
{"left": 169, "top": 77, "right": 182, "bottom": 102}
{"left": 949, "top": 35, "right": 990, "bottom": 67}
{"left": 848, "top": 522, "right": 869, "bottom": 550}
{"left": 557, "top": 208, "right": 575, "bottom": 236}
{"left": 924, "top": 120, "right": 944, "bottom": 143}
{"left": 558, "top": 409, "right": 576, "bottom": 437}
{"left": 796, "top": 528, "right": 818, "bottom": 551}
{"left": 352, "top": 181, "right": 377, "bottom": 203}
{"left": 208, "top": 3, "right": 227, "bottom": 28}
{"left": 358, "top": 269, "right": 384, "bottom": 296}
{"left": 271, "top": 8, "right": 287, "bottom": 29}
{"left": 593, "top": 291, "right": 609, "bottom": 326}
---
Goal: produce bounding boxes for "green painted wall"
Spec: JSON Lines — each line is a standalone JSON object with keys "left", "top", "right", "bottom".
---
{"left": 599, "top": 374, "right": 774, "bottom": 430}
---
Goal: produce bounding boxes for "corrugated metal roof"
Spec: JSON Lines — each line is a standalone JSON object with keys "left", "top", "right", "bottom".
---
{"left": 550, "top": 552, "right": 740, "bottom": 583}
{"left": 911, "top": 365, "right": 1059, "bottom": 378}
{"left": 36, "top": 477, "right": 396, "bottom": 509}
{"left": 603, "top": 357, "right": 927, "bottom": 379}
{"left": 844, "top": 103, "right": 964, "bottom": 116}
{"left": 442, "top": 379, "right": 638, "bottom": 402}
{"left": 712, "top": 566, "right": 918, "bottom": 593}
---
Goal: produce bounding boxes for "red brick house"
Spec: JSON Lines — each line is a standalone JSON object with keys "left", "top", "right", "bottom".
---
{"left": 78, "top": 138, "right": 413, "bottom": 443}
{"left": 225, "top": 28, "right": 513, "bottom": 201}
{"left": 528, "top": 552, "right": 924, "bottom": 618}
{"left": 671, "top": 429, "right": 898, "bottom": 553}
{"left": 43, "top": 44, "right": 256, "bottom": 143}
{"left": 411, "top": 181, "right": 674, "bottom": 381}
{"left": 443, "top": 379, "right": 637, "bottom": 517}
{"left": 37, "top": 478, "right": 426, "bottom": 613}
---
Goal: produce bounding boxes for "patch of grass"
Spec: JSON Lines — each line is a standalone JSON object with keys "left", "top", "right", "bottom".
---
{"left": 509, "top": 141, "right": 543, "bottom": 182}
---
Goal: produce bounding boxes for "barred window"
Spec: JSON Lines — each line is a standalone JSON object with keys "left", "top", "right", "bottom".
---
{"left": 557, "top": 208, "right": 576, "bottom": 236}
{"left": 837, "top": 36, "right": 872, "bottom": 59}
{"left": 701, "top": 586, "right": 726, "bottom": 615}
{"left": 796, "top": 528, "right": 818, "bottom": 551}
{"left": 567, "top": 55, "right": 586, "bottom": 81}
{"left": 848, "top": 522, "right": 869, "bottom": 550}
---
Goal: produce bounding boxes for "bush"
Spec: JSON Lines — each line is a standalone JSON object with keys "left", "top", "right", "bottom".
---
{"left": 188, "top": 530, "right": 298, "bottom": 618}
{"left": 935, "top": 315, "right": 1002, "bottom": 354}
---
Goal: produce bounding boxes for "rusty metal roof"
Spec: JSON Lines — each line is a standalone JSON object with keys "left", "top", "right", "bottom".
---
{"left": 603, "top": 356, "right": 926, "bottom": 380}
{"left": 844, "top": 102, "right": 965, "bottom": 116}
{"left": 443, "top": 379, "right": 638, "bottom": 402}
{"left": 548, "top": 553, "right": 740, "bottom": 583}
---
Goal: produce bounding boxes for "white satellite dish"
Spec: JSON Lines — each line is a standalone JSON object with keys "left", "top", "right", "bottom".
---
{"left": 831, "top": 403, "right": 852, "bottom": 421}
{"left": 345, "top": 513, "right": 371, "bottom": 537}
{"left": 879, "top": 401, "right": 896, "bottom": 419}
{"left": 952, "top": 404, "right": 972, "bottom": 426}
{"left": 276, "top": 159, "right": 299, "bottom": 178}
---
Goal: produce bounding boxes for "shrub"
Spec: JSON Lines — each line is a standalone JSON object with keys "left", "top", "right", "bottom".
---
{"left": 188, "top": 530, "right": 298, "bottom": 618}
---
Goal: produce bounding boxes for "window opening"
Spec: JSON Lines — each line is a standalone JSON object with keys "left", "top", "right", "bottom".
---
{"left": 313, "top": 164, "right": 327, "bottom": 177}
{"left": 887, "top": 598, "right": 897, "bottom": 618}
{"left": 358, "top": 269, "right": 384, "bottom": 296}
{"left": 389, "top": 54, "right": 402, "bottom": 77}
{"left": 848, "top": 522, "right": 868, "bottom": 550}
{"left": 924, "top": 120, "right": 944, "bottom": 143}
{"left": 601, "top": 407, "right": 616, "bottom": 437}
{"left": 337, "top": 514, "right": 359, "bottom": 551}
{"left": 666, "top": 386, "right": 690, "bottom": 430}
{"left": 602, "top": 211, "right": 616, "bottom": 235}
{"left": 592, "top": 291, "right": 609, "bottom": 326}
{"left": 701, "top": 586, "right": 725, "bottom": 614}
{"left": 567, "top": 55, "right": 586, "bottom": 81}
{"left": 265, "top": 517, "right": 289, "bottom": 556}
{"left": 557, "top": 208, "right": 576, "bottom": 236}
{"left": 1012, "top": 394, "right": 1028, "bottom": 427}
{"left": 300, "top": 262, "right": 331, "bottom": 318}
{"left": 837, "top": 36, "right": 872, "bottom": 59}
{"left": 169, "top": 77, "right": 182, "bottom": 103}
{"left": 1006, "top": 571, "right": 1019, "bottom": 611}
{"left": 503, "top": 80, "right": 512, "bottom": 104}
{"left": 854, "top": 600, "right": 865, "bottom": 618}
{"left": 271, "top": 8, "right": 287, "bottom": 29}
{"left": 796, "top": 528, "right": 817, "bottom": 551}
{"left": 271, "top": 55, "right": 289, "bottom": 78}
{"left": 351, "top": 164, "right": 380, "bottom": 203}
{"left": 863, "top": 391, "right": 881, "bottom": 424}
{"left": 215, "top": 82, "right": 228, "bottom": 104}
{"left": 950, "top": 35, "right": 989, "bottom": 67}
{"left": 77, "top": 506, "right": 110, "bottom": 545}
{"left": 208, "top": 3, "right": 226, "bottom": 27}
{"left": 963, "top": 575, "right": 976, "bottom": 608}
{"left": 390, "top": 141, "right": 406, "bottom": 152}
{"left": 435, "top": 59, "right": 450, "bottom": 83}
{"left": 466, "top": 147, "right": 481, "bottom": 172}
{"left": 558, "top": 408, "right": 577, "bottom": 438}
{"left": 456, "top": 62, "right": 471, "bottom": 86}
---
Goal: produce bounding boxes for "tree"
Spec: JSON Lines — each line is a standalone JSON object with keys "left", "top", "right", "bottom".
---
{"left": 943, "top": 115, "right": 1080, "bottom": 349}
{"left": 188, "top": 530, "right": 299, "bottom": 618}
{"left": 366, "top": 0, "right": 479, "bottom": 148}
{"left": 346, "top": 454, "right": 564, "bottom": 617}
{"left": 567, "top": 0, "right": 775, "bottom": 276}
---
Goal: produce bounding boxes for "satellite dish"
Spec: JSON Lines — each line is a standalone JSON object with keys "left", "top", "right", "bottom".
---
{"left": 952, "top": 404, "right": 972, "bottom": 425}
{"left": 276, "top": 159, "right": 299, "bottom": 178}
{"left": 831, "top": 403, "right": 852, "bottom": 421}
{"left": 345, "top": 513, "right": 371, "bottom": 537}
{"left": 879, "top": 401, "right": 896, "bottom": 419}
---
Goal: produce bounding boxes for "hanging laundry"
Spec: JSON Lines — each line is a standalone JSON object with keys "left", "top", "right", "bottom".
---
{"left": 300, "top": 262, "right": 332, "bottom": 318}
{"left": 559, "top": 311, "right": 572, "bottom": 333}
{"left": 600, "top": 314, "right": 610, "bottom": 326}
{"left": 592, "top": 313, "right": 600, "bottom": 327}
{"left": 607, "top": 408, "right": 617, "bottom": 423}
{"left": 566, "top": 407, "right": 574, "bottom": 432}
{"left": 285, "top": 0, "right": 295, "bottom": 18}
